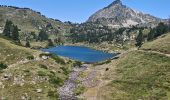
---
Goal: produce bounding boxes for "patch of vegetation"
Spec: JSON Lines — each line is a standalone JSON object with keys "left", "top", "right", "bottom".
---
{"left": 73, "top": 61, "right": 82, "bottom": 67}
{"left": 37, "top": 70, "right": 47, "bottom": 76}
{"left": 26, "top": 55, "right": 34, "bottom": 60}
{"left": 49, "top": 76, "right": 64, "bottom": 87}
{"left": 47, "top": 90, "right": 59, "bottom": 99}
{"left": 78, "top": 72, "right": 87, "bottom": 78}
{"left": 147, "top": 22, "right": 169, "bottom": 41}
{"left": 23, "top": 69, "right": 31, "bottom": 76}
{"left": 60, "top": 67, "right": 69, "bottom": 75}
{"left": 39, "top": 64, "right": 48, "bottom": 69}
{"left": 47, "top": 39, "right": 54, "bottom": 47}
{"left": 74, "top": 85, "right": 86, "bottom": 95}
{"left": 51, "top": 55, "right": 65, "bottom": 65}
{"left": 3, "top": 20, "right": 20, "bottom": 43}
{"left": 0, "top": 62, "right": 7, "bottom": 70}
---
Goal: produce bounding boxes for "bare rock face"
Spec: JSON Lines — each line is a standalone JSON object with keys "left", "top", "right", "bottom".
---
{"left": 87, "top": 0, "right": 162, "bottom": 28}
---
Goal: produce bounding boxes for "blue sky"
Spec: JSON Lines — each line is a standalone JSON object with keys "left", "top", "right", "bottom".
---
{"left": 0, "top": 0, "right": 170, "bottom": 23}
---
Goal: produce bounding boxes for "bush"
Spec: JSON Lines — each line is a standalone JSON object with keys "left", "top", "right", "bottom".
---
{"left": 39, "top": 53, "right": 51, "bottom": 57}
{"left": 73, "top": 61, "right": 82, "bottom": 67}
{"left": 0, "top": 63, "right": 7, "bottom": 70}
{"left": 27, "top": 55, "right": 34, "bottom": 60}
{"left": 50, "top": 55, "right": 65, "bottom": 65}
{"left": 37, "top": 70, "right": 47, "bottom": 76}
{"left": 25, "top": 41, "right": 31, "bottom": 47}
{"left": 49, "top": 76, "right": 63, "bottom": 87}
{"left": 39, "top": 64, "right": 48, "bottom": 69}
{"left": 47, "top": 90, "right": 58, "bottom": 98}
{"left": 60, "top": 67, "right": 69, "bottom": 75}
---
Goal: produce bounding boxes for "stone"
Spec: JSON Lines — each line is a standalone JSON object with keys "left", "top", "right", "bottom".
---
{"left": 36, "top": 89, "right": 42, "bottom": 93}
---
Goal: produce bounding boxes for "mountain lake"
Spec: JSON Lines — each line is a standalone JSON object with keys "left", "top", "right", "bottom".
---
{"left": 42, "top": 46, "right": 118, "bottom": 63}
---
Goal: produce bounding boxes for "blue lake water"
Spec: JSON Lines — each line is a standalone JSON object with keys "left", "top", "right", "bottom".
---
{"left": 42, "top": 46, "right": 117, "bottom": 63}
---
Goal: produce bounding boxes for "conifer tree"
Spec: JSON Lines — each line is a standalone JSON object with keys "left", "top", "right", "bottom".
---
{"left": 3, "top": 20, "right": 13, "bottom": 37}
{"left": 136, "top": 30, "right": 143, "bottom": 48}
{"left": 38, "top": 30, "right": 48, "bottom": 41}
{"left": 12, "top": 25, "right": 20, "bottom": 41}
{"left": 47, "top": 39, "right": 54, "bottom": 47}
{"left": 147, "top": 28, "right": 156, "bottom": 41}
{"left": 25, "top": 41, "right": 31, "bottom": 47}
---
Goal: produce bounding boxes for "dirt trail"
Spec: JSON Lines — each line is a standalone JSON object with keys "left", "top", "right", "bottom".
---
{"left": 139, "top": 50, "right": 170, "bottom": 57}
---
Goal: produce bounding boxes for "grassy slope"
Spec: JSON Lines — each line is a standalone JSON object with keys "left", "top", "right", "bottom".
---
{"left": 141, "top": 33, "right": 170, "bottom": 54}
{"left": 97, "top": 51, "right": 170, "bottom": 100}
{"left": 0, "top": 36, "right": 39, "bottom": 65}
{"left": 0, "top": 36, "right": 74, "bottom": 99}
{"left": 76, "top": 32, "right": 170, "bottom": 100}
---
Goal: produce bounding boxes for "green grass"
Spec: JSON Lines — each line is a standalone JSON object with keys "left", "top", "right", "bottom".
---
{"left": 0, "top": 36, "right": 40, "bottom": 65}
{"left": 0, "top": 36, "right": 75, "bottom": 99}
{"left": 102, "top": 51, "right": 170, "bottom": 100}
{"left": 142, "top": 33, "right": 170, "bottom": 54}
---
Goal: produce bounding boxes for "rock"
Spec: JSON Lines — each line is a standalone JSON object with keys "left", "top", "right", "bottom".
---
{"left": 3, "top": 73, "right": 12, "bottom": 80}
{"left": 41, "top": 56, "right": 48, "bottom": 60}
{"left": 36, "top": 89, "right": 42, "bottom": 93}
{"left": 21, "top": 96, "right": 26, "bottom": 100}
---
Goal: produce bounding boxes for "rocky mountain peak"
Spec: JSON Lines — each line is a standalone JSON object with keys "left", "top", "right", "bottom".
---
{"left": 109, "top": 0, "right": 122, "bottom": 6}
{"left": 87, "top": 0, "right": 162, "bottom": 28}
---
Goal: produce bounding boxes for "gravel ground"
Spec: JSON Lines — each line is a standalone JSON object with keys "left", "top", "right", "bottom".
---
{"left": 58, "top": 65, "right": 87, "bottom": 100}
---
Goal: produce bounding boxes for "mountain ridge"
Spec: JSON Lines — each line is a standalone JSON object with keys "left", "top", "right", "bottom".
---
{"left": 0, "top": 5, "right": 71, "bottom": 35}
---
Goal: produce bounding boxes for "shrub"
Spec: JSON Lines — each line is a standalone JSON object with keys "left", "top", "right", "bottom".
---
{"left": 47, "top": 39, "right": 54, "bottom": 47}
{"left": 73, "top": 61, "right": 82, "bottom": 67}
{"left": 47, "top": 90, "right": 58, "bottom": 98}
{"left": 0, "top": 63, "right": 7, "bottom": 70}
{"left": 39, "top": 53, "right": 51, "bottom": 58}
{"left": 39, "top": 64, "right": 48, "bottom": 69}
{"left": 50, "top": 55, "right": 65, "bottom": 65}
{"left": 27, "top": 55, "right": 34, "bottom": 60}
{"left": 60, "top": 67, "right": 69, "bottom": 75}
{"left": 37, "top": 70, "right": 47, "bottom": 76}
{"left": 49, "top": 76, "right": 63, "bottom": 87}
{"left": 25, "top": 41, "right": 31, "bottom": 47}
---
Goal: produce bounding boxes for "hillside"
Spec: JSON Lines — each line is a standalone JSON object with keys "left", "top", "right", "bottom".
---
{"left": 79, "top": 50, "right": 170, "bottom": 100}
{"left": 98, "top": 51, "right": 170, "bottom": 100}
{"left": 0, "top": 5, "right": 71, "bottom": 38}
{"left": 141, "top": 32, "right": 170, "bottom": 54}
{"left": 0, "top": 36, "right": 76, "bottom": 99}
{"left": 88, "top": 0, "right": 162, "bottom": 28}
